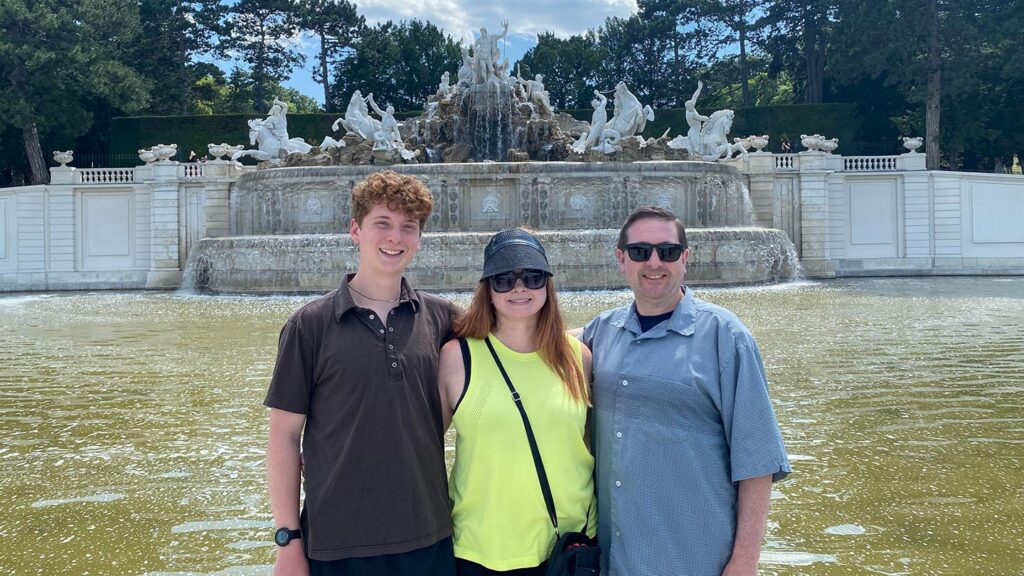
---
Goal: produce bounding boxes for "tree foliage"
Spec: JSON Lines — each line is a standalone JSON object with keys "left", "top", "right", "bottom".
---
{"left": 516, "top": 32, "right": 605, "bottom": 110}
{"left": 0, "top": 0, "right": 150, "bottom": 183}
{"left": 332, "top": 20, "right": 461, "bottom": 113}
{"left": 290, "top": 0, "right": 364, "bottom": 112}
{"left": 216, "top": 0, "right": 304, "bottom": 113}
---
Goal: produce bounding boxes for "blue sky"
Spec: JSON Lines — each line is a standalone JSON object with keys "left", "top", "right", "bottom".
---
{"left": 274, "top": 0, "right": 639, "bottom": 103}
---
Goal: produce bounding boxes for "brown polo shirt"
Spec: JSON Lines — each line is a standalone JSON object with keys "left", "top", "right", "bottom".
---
{"left": 264, "top": 275, "right": 459, "bottom": 561}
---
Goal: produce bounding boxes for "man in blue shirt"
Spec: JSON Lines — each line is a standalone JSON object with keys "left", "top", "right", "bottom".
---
{"left": 580, "top": 206, "right": 791, "bottom": 576}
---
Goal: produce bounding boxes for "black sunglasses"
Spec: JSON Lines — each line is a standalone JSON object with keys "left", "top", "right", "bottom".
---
{"left": 488, "top": 269, "right": 549, "bottom": 293}
{"left": 624, "top": 242, "right": 686, "bottom": 263}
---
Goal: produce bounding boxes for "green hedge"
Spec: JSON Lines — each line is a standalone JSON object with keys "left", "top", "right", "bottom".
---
{"left": 111, "top": 103, "right": 868, "bottom": 160}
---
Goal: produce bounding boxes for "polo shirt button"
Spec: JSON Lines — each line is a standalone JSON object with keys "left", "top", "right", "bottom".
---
{"left": 388, "top": 344, "right": 394, "bottom": 349}
{"left": 388, "top": 327, "right": 393, "bottom": 332}
{"left": 392, "top": 362, "right": 398, "bottom": 368}
{"left": 615, "top": 480, "right": 622, "bottom": 487}
{"left": 616, "top": 432, "right": 622, "bottom": 438}
{"left": 379, "top": 329, "right": 385, "bottom": 334}
{"left": 369, "top": 314, "right": 375, "bottom": 320}
{"left": 621, "top": 380, "right": 628, "bottom": 386}
{"left": 390, "top": 310, "right": 395, "bottom": 315}
{"left": 615, "top": 531, "right": 621, "bottom": 537}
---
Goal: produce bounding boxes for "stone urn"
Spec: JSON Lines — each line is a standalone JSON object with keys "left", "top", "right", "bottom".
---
{"left": 138, "top": 147, "right": 157, "bottom": 164}
{"left": 902, "top": 136, "right": 923, "bottom": 153}
{"left": 800, "top": 134, "right": 824, "bottom": 151}
{"left": 224, "top": 144, "right": 245, "bottom": 160}
{"left": 208, "top": 143, "right": 229, "bottom": 160}
{"left": 152, "top": 143, "right": 178, "bottom": 162}
{"left": 820, "top": 138, "right": 839, "bottom": 154}
{"left": 53, "top": 150, "right": 74, "bottom": 167}
{"left": 747, "top": 135, "right": 769, "bottom": 152}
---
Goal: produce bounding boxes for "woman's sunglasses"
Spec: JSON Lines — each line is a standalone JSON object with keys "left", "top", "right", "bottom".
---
{"left": 488, "top": 269, "right": 549, "bottom": 293}
{"left": 623, "top": 242, "right": 686, "bottom": 263}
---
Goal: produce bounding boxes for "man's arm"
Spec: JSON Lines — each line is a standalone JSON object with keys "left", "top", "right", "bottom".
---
{"left": 267, "top": 408, "right": 309, "bottom": 576}
{"left": 722, "top": 474, "right": 772, "bottom": 576}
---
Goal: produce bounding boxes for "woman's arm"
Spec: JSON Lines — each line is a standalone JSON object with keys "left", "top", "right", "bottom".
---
{"left": 438, "top": 339, "right": 466, "bottom": 431}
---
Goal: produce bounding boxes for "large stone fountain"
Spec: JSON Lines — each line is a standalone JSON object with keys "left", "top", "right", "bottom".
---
{"left": 185, "top": 25, "right": 799, "bottom": 293}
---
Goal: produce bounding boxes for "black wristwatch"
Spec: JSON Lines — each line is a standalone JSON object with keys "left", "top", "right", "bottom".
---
{"left": 274, "top": 527, "right": 302, "bottom": 547}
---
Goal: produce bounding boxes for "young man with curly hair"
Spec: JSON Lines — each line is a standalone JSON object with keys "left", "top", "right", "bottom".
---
{"left": 265, "top": 171, "right": 460, "bottom": 576}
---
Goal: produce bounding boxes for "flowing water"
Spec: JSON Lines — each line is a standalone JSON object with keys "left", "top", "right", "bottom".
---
{"left": 1, "top": 277, "right": 1022, "bottom": 575}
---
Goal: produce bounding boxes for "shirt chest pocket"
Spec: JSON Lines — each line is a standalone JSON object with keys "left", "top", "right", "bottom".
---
{"left": 596, "top": 369, "right": 721, "bottom": 444}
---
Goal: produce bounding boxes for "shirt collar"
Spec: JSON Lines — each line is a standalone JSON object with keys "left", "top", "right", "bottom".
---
{"left": 333, "top": 274, "right": 420, "bottom": 322}
{"left": 612, "top": 286, "right": 696, "bottom": 337}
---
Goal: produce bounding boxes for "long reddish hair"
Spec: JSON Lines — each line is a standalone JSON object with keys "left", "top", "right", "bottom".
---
{"left": 454, "top": 277, "right": 589, "bottom": 405}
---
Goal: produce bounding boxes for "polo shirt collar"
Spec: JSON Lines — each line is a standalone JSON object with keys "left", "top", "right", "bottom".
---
{"left": 613, "top": 286, "right": 696, "bottom": 337}
{"left": 333, "top": 274, "right": 421, "bottom": 322}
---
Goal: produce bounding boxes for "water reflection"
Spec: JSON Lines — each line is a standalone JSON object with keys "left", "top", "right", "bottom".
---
{"left": 1, "top": 278, "right": 1022, "bottom": 575}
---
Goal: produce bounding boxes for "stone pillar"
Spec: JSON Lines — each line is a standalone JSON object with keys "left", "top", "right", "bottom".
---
{"left": 201, "top": 161, "right": 244, "bottom": 238}
{"left": 46, "top": 167, "right": 76, "bottom": 276}
{"left": 796, "top": 151, "right": 835, "bottom": 277}
{"left": 743, "top": 152, "right": 776, "bottom": 227}
{"left": 146, "top": 161, "right": 182, "bottom": 288}
{"left": 902, "top": 169, "right": 932, "bottom": 260}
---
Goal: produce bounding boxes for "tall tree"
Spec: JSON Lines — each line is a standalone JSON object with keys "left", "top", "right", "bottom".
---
{"left": 761, "top": 0, "right": 836, "bottom": 103}
{"left": 830, "top": 0, "right": 1000, "bottom": 169}
{"left": 0, "top": 0, "right": 149, "bottom": 184}
{"left": 694, "top": 0, "right": 771, "bottom": 107}
{"left": 136, "top": 0, "right": 220, "bottom": 115}
{"left": 332, "top": 20, "right": 460, "bottom": 113}
{"left": 638, "top": 0, "right": 707, "bottom": 106}
{"left": 290, "top": 0, "right": 364, "bottom": 113}
{"left": 515, "top": 31, "right": 606, "bottom": 110}
{"left": 598, "top": 15, "right": 673, "bottom": 106}
{"left": 217, "top": 0, "right": 304, "bottom": 113}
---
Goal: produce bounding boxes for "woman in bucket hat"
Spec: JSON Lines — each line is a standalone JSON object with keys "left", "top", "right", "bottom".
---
{"left": 439, "top": 228, "right": 596, "bottom": 576}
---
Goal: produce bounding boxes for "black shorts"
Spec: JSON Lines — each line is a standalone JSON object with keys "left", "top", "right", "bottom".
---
{"left": 455, "top": 557, "right": 546, "bottom": 576}
{"left": 309, "top": 537, "right": 456, "bottom": 576}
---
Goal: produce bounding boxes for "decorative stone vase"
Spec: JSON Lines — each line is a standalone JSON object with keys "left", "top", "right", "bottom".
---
{"left": 747, "top": 135, "right": 769, "bottom": 152}
{"left": 138, "top": 148, "right": 157, "bottom": 164}
{"left": 225, "top": 145, "right": 245, "bottom": 160}
{"left": 152, "top": 143, "right": 178, "bottom": 162}
{"left": 902, "top": 136, "right": 923, "bottom": 153}
{"left": 208, "top": 143, "right": 229, "bottom": 160}
{"left": 800, "top": 134, "right": 824, "bottom": 151}
{"left": 820, "top": 138, "right": 839, "bottom": 154}
{"left": 53, "top": 150, "right": 74, "bottom": 167}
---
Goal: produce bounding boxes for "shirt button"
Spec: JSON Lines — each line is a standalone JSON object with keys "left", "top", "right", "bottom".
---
{"left": 621, "top": 380, "right": 628, "bottom": 386}
{"left": 615, "top": 530, "right": 621, "bottom": 537}
{"left": 390, "top": 310, "right": 395, "bottom": 315}
{"left": 379, "top": 329, "right": 385, "bottom": 334}
{"left": 388, "top": 344, "right": 394, "bottom": 349}
{"left": 616, "top": 432, "right": 622, "bottom": 438}
{"left": 369, "top": 314, "right": 375, "bottom": 320}
{"left": 392, "top": 362, "right": 398, "bottom": 368}
{"left": 388, "top": 327, "right": 393, "bottom": 332}
{"left": 615, "top": 480, "right": 622, "bottom": 487}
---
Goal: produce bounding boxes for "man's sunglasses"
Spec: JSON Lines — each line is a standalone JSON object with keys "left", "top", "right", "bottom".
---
{"left": 488, "top": 269, "right": 549, "bottom": 293}
{"left": 623, "top": 242, "right": 686, "bottom": 263}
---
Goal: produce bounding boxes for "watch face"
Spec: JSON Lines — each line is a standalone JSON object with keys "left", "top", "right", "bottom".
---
{"left": 274, "top": 528, "right": 292, "bottom": 546}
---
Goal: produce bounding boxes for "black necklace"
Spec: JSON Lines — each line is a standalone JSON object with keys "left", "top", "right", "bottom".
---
{"left": 348, "top": 283, "right": 401, "bottom": 303}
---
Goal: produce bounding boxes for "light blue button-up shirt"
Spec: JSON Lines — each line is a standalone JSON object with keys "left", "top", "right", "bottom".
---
{"left": 582, "top": 287, "right": 790, "bottom": 576}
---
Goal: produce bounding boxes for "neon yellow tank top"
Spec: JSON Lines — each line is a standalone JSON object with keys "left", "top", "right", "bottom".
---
{"left": 449, "top": 335, "right": 596, "bottom": 570}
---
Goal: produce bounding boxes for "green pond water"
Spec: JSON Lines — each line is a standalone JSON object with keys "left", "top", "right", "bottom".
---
{"left": 1, "top": 277, "right": 1022, "bottom": 575}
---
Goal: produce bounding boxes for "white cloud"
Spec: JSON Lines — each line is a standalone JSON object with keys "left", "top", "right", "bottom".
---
{"left": 355, "top": 0, "right": 638, "bottom": 43}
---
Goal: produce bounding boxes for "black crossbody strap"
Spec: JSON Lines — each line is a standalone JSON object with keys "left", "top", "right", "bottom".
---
{"left": 483, "top": 337, "right": 561, "bottom": 538}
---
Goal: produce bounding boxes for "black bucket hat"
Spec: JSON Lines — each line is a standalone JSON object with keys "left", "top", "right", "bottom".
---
{"left": 480, "top": 229, "right": 552, "bottom": 280}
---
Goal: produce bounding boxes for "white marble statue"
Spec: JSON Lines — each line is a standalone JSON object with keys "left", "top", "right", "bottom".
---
{"left": 603, "top": 82, "right": 654, "bottom": 146}
{"left": 367, "top": 94, "right": 403, "bottom": 151}
{"left": 572, "top": 91, "right": 609, "bottom": 154}
{"left": 457, "top": 45, "right": 474, "bottom": 86}
{"left": 681, "top": 81, "right": 710, "bottom": 155}
{"left": 231, "top": 100, "right": 312, "bottom": 163}
{"left": 437, "top": 71, "right": 452, "bottom": 100}
{"left": 471, "top": 21, "right": 508, "bottom": 84}
{"left": 515, "top": 66, "right": 554, "bottom": 116}
{"left": 334, "top": 90, "right": 382, "bottom": 141}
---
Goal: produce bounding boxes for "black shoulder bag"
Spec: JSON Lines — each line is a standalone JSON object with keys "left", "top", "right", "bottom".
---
{"left": 484, "top": 337, "right": 601, "bottom": 576}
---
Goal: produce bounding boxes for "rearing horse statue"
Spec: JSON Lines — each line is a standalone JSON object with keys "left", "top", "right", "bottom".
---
{"left": 232, "top": 119, "right": 312, "bottom": 163}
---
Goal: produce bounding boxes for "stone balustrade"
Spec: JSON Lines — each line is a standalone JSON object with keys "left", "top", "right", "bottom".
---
{"left": 843, "top": 155, "right": 900, "bottom": 172}
{"left": 77, "top": 167, "right": 135, "bottom": 184}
